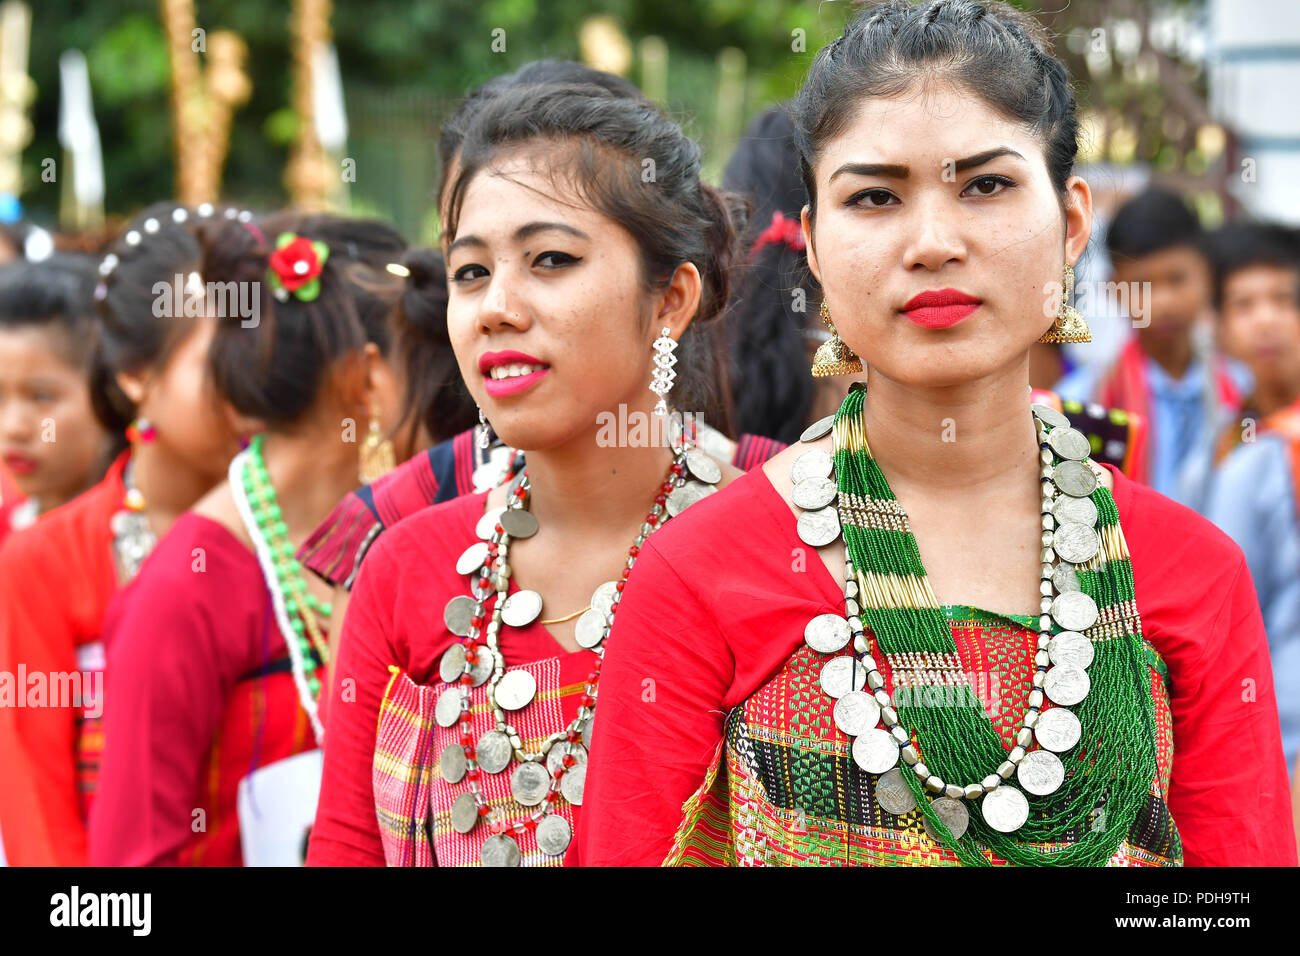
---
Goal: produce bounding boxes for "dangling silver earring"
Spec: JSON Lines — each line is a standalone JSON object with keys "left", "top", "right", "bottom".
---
{"left": 649, "top": 326, "right": 678, "bottom": 417}
{"left": 476, "top": 406, "right": 491, "bottom": 450}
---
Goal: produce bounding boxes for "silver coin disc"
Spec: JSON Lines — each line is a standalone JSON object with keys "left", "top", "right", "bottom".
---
{"left": 1051, "top": 589, "right": 1099, "bottom": 632}
{"left": 1047, "top": 426, "right": 1092, "bottom": 461}
{"left": 574, "top": 608, "right": 608, "bottom": 649}
{"left": 1051, "top": 564, "right": 1081, "bottom": 594}
{"left": 509, "top": 760, "right": 551, "bottom": 807}
{"left": 468, "top": 647, "right": 494, "bottom": 687}
{"left": 500, "top": 589, "right": 543, "bottom": 628}
{"left": 792, "top": 476, "right": 838, "bottom": 511}
{"left": 1031, "top": 403, "right": 1070, "bottom": 429}
{"left": 1044, "top": 663, "right": 1091, "bottom": 707}
{"left": 875, "top": 767, "right": 917, "bottom": 815}
{"left": 1048, "top": 630, "right": 1094, "bottom": 669}
{"left": 495, "top": 670, "right": 538, "bottom": 711}
{"left": 591, "top": 580, "right": 619, "bottom": 619}
{"left": 1053, "top": 522, "right": 1100, "bottom": 564}
{"left": 1034, "top": 707, "right": 1082, "bottom": 753}
{"left": 800, "top": 415, "right": 835, "bottom": 443}
{"left": 456, "top": 541, "right": 489, "bottom": 576}
{"left": 546, "top": 741, "right": 588, "bottom": 775}
{"left": 440, "top": 743, "right": 468, "bottom": 784}
{"left": 450, "top": 793, "right": 479, "bottom": 834}
{"left": 560, "top": 763, "right": 586, "bottom": 805}
{"left": 479, "top": 832, "right": 521, "bottom": 867}
{"left": 833, "top": 690, "right": 881, "bottom": 737}
{"left": 1017, "top": 748, "right": 1066, "bottom": 796}
{"left": 791, "top": 448, "right": 834, "bottom": 484}
{"left": 435, "top": 687, "right": 463, "bottom": 728}
{"left": 982, "top": 785, "right": 1030, "bottom": 833}
{"left": 666, "top": 480, "right": 716, "bottom": 518}
{"left": 535, "top": 813, "right": 572, "bottom": 857}
{"left": 820, "top": 655, "right": 867, "bottom": 699}
{"left": 476, "top": 730, "right": 513, "bottom": 774}
{"left": 439, "top": 644, "right": 466, "bottom": 683}
{"left": 1052, "top": 494, "right": 1098, "bottom": 527}
{"left": 1053, "top": 460, "right": 1098, "bottom": 499}
{"left": 500, "top": 508, "right": 539, "bottom": 539}
{"left": 476, "top": 506, "right": 507, "bottom": 540}
{"left": 923, "top": 796, "right": 970, "bottom": 842}
{"left": 797, "top": 506, "right": 841, "bottom": 547}
{"left": 804, "top": 613, "right": 852, "bottom": 654}
{"left": 685, "top": 450, "right": 722, "bottom": 485}
{"left": 443, "top": 596, "right": 478, "bottom": 636}
{"left": 851, "top": 728, "right": 900, "bottom": 774}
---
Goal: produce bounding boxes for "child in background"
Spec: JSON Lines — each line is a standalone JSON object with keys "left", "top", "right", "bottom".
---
{"left": 1055, "top": 187, "right": 1250, "bottom": 509}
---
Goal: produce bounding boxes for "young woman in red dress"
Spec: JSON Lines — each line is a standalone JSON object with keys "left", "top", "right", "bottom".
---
{"left": 575, "top": 0, "right": 1296, "bottom": 867}
{"left": 299, "top": 62, "right": 782, "bottom": 734}
{"left": 307, "top": 81, "right": 746, "bottom": 866}
{"left": 0, "top": 256, "right": 110, "bottom": 545}
{"left": 88, "top": 211, "right": 408, "bottom": 866}
{"left": 0, "top": 205, "right": 243, "bottom": 865}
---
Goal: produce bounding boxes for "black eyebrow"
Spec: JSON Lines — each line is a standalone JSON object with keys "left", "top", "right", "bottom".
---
{"left": 953, "top": 147, "right": 1025, "bottom": 172}
{"left": 830, "top": 162, "right": 909, "bottom": 182}
{"left": 447, "top": 221, "right": 590, "bottom": 256}
{"left": 827, "top": 148, "right": 1027, "bottom": 186}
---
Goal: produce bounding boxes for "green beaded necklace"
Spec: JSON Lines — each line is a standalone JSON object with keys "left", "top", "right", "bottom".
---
{"left": 832, "top": 384, "right": 1158, "bottom": 866}
{"left": 233, "top": 434, "right": 333, "bottom": 738}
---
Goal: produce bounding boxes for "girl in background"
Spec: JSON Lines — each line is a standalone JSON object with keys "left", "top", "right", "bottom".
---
{"left": 89, "top": 211, "right": 407, "bottom": 866}
{"left": 0, "top": 204, "right": 243, "bottom": 865}
{"left": 0, "top": 255, "right": 109, "bottom": 544}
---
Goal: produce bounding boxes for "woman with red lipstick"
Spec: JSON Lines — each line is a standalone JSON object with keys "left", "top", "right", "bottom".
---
{"left": 298, "top": 63, "right": 784, "bottom": 732}
{"left": 575, "top": 0, "right": 1294, "bottom": 867}
{"left": 87, "top": 211, "right": 409, "bottom": 866}
{"left": 0, "top": 204, "right": 243, "bottom": 866}
{"left": 307, "top": 82, "right": 745, "bottom": 867}
{"left": 0, "top": 255, "right": 110, "bottom": 545}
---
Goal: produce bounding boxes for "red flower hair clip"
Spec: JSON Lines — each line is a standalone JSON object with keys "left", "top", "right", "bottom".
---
{"left": 748, "top": 210, "right": 806, "bottom": 261}
{"left": 267, "top": 233, "right": 329, "bottom": 302}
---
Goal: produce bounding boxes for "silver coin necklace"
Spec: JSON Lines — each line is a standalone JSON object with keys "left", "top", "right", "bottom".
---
{"left": 794, "top": 403, "right": 1103, "bottom": 841}
{"left": 438, "top": 438, "right": 721, "bottom": 865}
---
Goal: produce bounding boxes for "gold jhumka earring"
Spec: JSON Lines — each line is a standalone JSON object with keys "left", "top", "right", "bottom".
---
{"left": 359, "top": 406, "right": 396, "bottom": 484}
{"left": 1038, "top": 262, "right": 1091, "bottom": 344}
{"left": 810, "top": 300, "right": 864, "bottom": 377}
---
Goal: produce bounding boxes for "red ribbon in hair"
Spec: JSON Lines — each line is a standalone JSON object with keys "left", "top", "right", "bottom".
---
{"left": 749, "top": 210, "right": 805, "bottom": 260}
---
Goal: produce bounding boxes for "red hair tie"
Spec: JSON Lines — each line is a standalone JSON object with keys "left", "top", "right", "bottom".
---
{"left": 749, "top": 210, "right": 805, "bottom": 260}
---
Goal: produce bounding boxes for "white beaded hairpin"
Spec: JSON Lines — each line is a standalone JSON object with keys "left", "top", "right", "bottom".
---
{"left": 94, "top": 204, "right": 254, "bottom": 300}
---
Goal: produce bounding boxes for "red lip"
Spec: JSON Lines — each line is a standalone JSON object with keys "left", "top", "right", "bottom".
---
{"left": 478, "top": 350, "right": 548, "bottom": 373}
{"left": 2, "top": 452, "right": 37, "bottom": 476}
{"left": 900, "top": 288, "right": 982, "bottom": 329}
{"left": 479, "top": 349, "right": 551, "bottom": 398}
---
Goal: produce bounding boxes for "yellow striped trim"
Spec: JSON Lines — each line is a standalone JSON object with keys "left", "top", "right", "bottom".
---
{"left": 855, "top": 569, "right": 940, "bottom": 611}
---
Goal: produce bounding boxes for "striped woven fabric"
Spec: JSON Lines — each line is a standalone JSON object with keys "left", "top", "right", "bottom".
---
{"left": 300, "top": 431, "right": 479, "bottom": 589}
{"left": 74, "top": 640, "right": 106, "bottom": 823}
{"left": 734, "top": 434, "right": 787, "bottom": 472}
{"left": 664, "top": 606, "right": 1180, "bottom": 867}
{"left": 373, "top": 651, "right": 595, "bottom": 867}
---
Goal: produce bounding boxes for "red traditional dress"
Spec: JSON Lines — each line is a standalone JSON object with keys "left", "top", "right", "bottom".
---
{"left": 573, "top": 465, "right": 1297, "bottom": 867}
{"left": 307, "top": 491, "right": 598, "bottom": 866}
{"left": 88, "top": 514, "right": 321, "bottom": 866}
{"left": 0, "top": 453, "right": 127, "bottom": 866}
